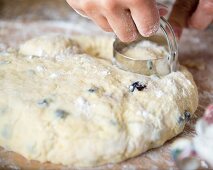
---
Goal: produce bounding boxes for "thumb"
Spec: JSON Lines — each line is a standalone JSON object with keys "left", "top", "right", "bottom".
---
{"left": 168, "top": 0, "right": 199, "bottom": 39}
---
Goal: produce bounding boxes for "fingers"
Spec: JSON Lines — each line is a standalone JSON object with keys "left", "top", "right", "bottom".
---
{"left": 168, "top": 0, "right": 199, "bottom": 39}
{"left": 188, "top": 0, "right": 213, "bottom": 30}
{"left": 157, "top": 3, "right": 169, "bottom": 16}
{"left": 67, "top": 0, "right": 164, "bottom": 42}
{"left": 106, "top": 9, "right": 138, "bottom": 42}
{"left": 89, "top": 14, "right": 113, "bottom": 32}
{"left": 129, "top": 0, "right": 160, "bottom": 37}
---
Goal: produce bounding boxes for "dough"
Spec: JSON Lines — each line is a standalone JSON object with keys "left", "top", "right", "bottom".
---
{"left": 0, "top": 34, "right": 198, "bottom": 167}
{"left": 19, "top": 34, "right": 82, "bottom": 59}
{"left": 122, "top": 40, "right": 169, "bottom": 60}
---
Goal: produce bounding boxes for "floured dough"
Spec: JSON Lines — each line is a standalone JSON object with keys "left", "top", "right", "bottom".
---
{"left": 122, "top": 40, "right": 169, "bottom": 60}
{"left": 0, "top": 34, "right": 198, "bottom": 167}
{"left": 19, "top": 34, "right": 82, "bottom": 58}
{"left": 117, "top": 40, "right": 171, "bottom": 76}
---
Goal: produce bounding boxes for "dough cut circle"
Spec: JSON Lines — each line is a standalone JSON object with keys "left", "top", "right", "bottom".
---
{"left": 0, "top": 34, "right": 198, "bottom": 167}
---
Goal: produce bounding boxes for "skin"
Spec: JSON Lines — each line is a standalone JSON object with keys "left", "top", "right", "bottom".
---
{"left": 169, "top": 0, "right": 213, "bottom": 39}
{"left": 66, "top": 0, "right": 213, "bottom": 42}
{"left": 66, "top": 0, "right": 168, "bottom": 42}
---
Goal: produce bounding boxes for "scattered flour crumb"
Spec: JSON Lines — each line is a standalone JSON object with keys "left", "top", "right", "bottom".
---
{"left": 136, "top": 110, "right": 149, "bottom": 118}
{"left": 75, "top": 97, "right": 91, "bottom": 118}
{"left": 155, "top": 90, "right": 164, "bottom": 98}
{"left": 36, "top": 65, "right": 46, "bottom": 72}
{"left": 49, "top": 72, "right": 60, "bottom": 79}
{"left": 122, "top": 164, "right": 136, "bottom": 170}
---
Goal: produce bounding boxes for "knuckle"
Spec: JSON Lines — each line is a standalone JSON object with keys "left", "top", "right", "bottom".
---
{"left": 102, "top": 0, "right": 117, "bottom": 11}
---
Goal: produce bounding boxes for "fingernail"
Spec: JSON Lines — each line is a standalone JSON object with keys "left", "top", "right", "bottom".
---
{"left": 159, "top": 8, "right": 168, "bottom": 16}
{"left": 141, "top": 22, "right": 160, "bottom": 37}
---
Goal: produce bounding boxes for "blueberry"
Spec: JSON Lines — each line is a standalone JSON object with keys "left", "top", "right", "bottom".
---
{"left": 129, "top": 81, "right": 146, "bottom": 92}
{"left": 178, "top": 110, "right": 191, "bottom": 124}
{"left": 88, "top": 87, "right": 98, "bottom": 93}
{"left": 55, "top": 109, "right": 69, "bottom": 119}
{"left": 37, "top": 98, "right": 53, "bottom": 108}
{"left": 184, "top": 111, "right": 191, "bottom": 122}
{"left": 147, "top": 60, "right": 153, "bottom": 70}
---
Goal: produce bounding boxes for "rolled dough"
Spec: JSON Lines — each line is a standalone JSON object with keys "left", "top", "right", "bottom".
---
{"left": 0, "top": 34, "right": 198, "bottom": 167}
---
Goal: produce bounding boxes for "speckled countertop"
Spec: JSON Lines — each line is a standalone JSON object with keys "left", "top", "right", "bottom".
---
{"left": 0, "top": 0, "right": 212, "bottom": 170}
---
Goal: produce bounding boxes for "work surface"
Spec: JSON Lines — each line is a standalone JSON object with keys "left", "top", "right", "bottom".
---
{"left": 0, "top": 0, "right": 213, "bottom": 169}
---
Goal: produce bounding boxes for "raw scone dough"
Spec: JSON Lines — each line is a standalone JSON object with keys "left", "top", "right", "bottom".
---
{"left": 122, "top": 40, "right": 169, "bottom": 60}
{"left": 19, "top": 34, "right": 82, "bottom": 58}
{"left": 0, "top": 34, "right": 198, "bottom": 167}
{"left": 117, "top": 40, "right": 171, "bottom": 76}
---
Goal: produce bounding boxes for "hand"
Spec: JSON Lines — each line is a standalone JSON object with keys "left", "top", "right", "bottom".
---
{"left": 169, "top": 0, "right": 213, "bottom": 39}
{"left": 66, "top": 0, "right": 168, "bottom": 42}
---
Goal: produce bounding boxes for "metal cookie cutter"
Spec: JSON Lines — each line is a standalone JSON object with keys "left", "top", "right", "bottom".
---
{"left": 113, "top": 17, "right": 178, "bottom": 76}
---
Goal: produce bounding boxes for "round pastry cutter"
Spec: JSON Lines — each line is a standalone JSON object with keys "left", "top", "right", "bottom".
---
{"left": 113, "top": 17, "right": 178, "bottom": 76}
